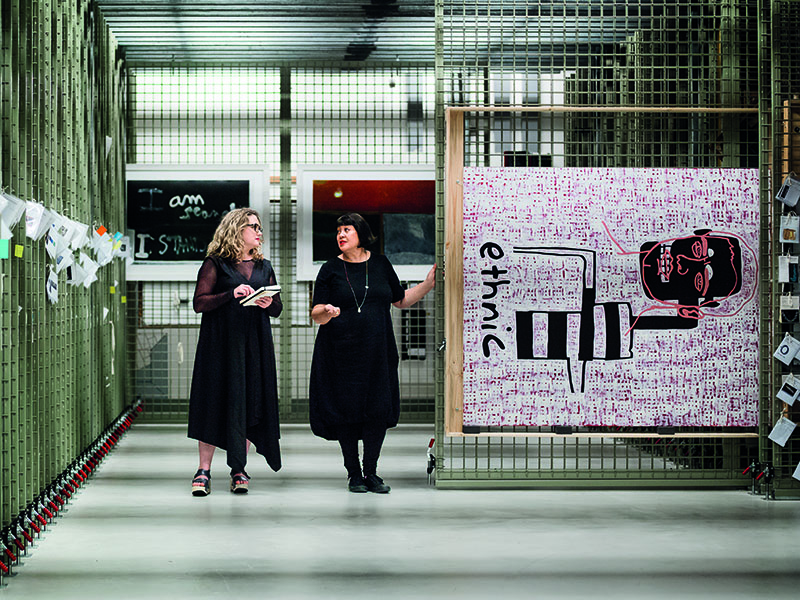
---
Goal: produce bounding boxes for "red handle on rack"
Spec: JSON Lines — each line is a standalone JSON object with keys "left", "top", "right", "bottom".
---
{"left": 18, "top": 527, "right": 32, "bottom": 544}
{"left": 3, "top": 545, "right": 16, "bottom": 562}
{"left": 27, "top": 518, "right": 40, "bottom": 535}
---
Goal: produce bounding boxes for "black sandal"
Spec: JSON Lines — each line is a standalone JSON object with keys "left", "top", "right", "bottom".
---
{"left": 230, "top": 471, "right": 250, "bottom": 494}
{"left": 191, "top": 469, "right": 211, "bottom": 497}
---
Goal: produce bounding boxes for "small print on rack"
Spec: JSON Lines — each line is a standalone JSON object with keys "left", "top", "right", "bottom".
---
{"left": 780, "top": 214, "right": 800, "bottom": 243}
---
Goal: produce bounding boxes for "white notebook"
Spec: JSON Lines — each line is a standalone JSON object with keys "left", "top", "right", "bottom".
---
{"left": 240, "top": 285, "right": 281, "bottom": 306}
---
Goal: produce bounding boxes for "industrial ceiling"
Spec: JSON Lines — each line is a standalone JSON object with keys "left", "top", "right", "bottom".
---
{"left": 94, "top": 0, "right": 437, "bottom": 65}
{"left": 95, "top": 1, "right": 665, "bottom": 68}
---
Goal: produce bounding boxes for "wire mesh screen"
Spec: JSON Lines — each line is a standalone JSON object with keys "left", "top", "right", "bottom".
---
{"left": 292, "top": 66, "right": 435, "bottom": 164}
{"left": 126, "top": 64, "right": 437, "bottom": 424}
{"left": 768, "top": 0, "right": 800, "bottom": 497}
{"left": 127, "top": 68, "right": 280, "bottom": 164}
{"left": 434, "top": 0, "right": 761, "bottom": 487}
{"left": 1, "top": 1, "right": 128, "bottom": 537}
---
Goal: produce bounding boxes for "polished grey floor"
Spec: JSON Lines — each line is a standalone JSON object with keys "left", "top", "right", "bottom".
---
{"left": 2, "top": 424, "right": 799, "bottom": 599}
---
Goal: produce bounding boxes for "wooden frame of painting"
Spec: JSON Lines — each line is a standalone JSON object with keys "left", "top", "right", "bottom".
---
{"left": 445, "top": 106, "right": 760, "bottom": 438}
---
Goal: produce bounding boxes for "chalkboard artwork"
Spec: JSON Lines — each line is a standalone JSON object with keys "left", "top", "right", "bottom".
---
{"left": 461, "top": 167, "right": 760, "bottom": 428}
{"left": 127, "top": 179, "right": 249, "bottom": 261}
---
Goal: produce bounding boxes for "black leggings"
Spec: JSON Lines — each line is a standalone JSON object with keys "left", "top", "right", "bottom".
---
{"left": 337, "top": 422, "right": 387, "bottom": 478}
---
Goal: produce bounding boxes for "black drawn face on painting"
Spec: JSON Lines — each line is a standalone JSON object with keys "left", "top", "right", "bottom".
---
{"left": 639, "top": 232, "right": 742, "bottom": 317}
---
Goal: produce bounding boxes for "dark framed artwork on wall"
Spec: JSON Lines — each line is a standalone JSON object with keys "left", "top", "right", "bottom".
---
{"left": 126, "top": 164, "right": 270, "bottom": 280}
{"left": 296, "top": 164, "right": 435, "bottom": 281}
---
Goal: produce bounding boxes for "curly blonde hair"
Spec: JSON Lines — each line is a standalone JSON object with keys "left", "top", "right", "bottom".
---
{"left": 206, "top": 207, "right": 264, "bottom": 261}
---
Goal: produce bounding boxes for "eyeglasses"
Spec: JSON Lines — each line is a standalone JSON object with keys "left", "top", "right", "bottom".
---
{"left": 244, "top": 223, "right": 263, "bottom": 233}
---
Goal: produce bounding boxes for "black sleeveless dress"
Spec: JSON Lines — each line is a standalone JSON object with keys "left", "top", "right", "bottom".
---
{"left": 309, "top": 254, "right": 405, "bottom": 441}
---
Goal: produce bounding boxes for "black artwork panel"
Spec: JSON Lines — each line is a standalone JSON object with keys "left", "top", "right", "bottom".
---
{"left": 127, "top": 179, "right": 249, "bottom": 261}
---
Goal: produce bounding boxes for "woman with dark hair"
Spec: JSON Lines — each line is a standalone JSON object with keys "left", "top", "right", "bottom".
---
{"left": 188, "top": 207, "right": 282, "bottom": 496}
{"left": 309, "top": 212, "right": 436, "bottom": 493}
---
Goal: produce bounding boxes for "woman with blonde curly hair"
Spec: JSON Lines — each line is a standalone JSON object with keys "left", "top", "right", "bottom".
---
{"left": 188, "top": 207, "right": 282, "bottom": 496}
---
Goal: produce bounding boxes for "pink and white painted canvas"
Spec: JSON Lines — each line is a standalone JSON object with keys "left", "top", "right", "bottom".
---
{"left": 462, "top": 168, "right": 760, "bottom": 427}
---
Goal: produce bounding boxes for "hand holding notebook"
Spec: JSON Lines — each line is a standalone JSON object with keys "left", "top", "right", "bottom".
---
{"left": 240, "top": 285, "right": 281, "bottom": 306}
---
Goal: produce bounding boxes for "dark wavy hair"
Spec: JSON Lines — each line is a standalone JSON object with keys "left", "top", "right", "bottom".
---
{"left": 337, "top": 212, "right": 377, "bottom": 247}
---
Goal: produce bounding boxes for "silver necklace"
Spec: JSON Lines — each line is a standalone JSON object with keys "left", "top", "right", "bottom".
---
{"left": 342, "top": 258, "right": 369, "bottom": 313}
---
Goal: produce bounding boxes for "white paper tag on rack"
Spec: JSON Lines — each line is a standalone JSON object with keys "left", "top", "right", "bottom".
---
{"left": 774, "top": 333, "right": 800, "bottom": 365}
{"left": 780, "top": 215, "right": 800, "bottom": 243}
{"left": 777, "top": 374, "right": 800, "bottom": 406}
{"left": 45, "top": 266, "right": 58, "bottom": 304}
{"left": 768, "top": 416, "right": 796, "bottom": 447}
{"left": 778, "top": 255, "right": 800, "bottom": 282}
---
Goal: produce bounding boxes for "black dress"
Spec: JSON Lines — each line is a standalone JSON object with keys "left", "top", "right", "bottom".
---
{"left": 309, "top": 254, "right": 406, "bottom": 441}
{"left": 187, "top": 256, "right": 282, "bottom": 472}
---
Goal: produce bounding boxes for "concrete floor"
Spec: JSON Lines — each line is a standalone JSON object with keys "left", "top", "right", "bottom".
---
{"left": 1, "top": 424, "right": 799, "bottom": 599}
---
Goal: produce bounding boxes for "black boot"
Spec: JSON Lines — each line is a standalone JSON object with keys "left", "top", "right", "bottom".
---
{"left": 348, "top": 474, "right": 368, "bottom": 493}
{"left": 364, "top": 474, "right": 390, "bottom": 494}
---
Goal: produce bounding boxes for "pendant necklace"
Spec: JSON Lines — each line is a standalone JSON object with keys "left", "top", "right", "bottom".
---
{"left": 342, "top": 257, "right": 369, "bottom": 313}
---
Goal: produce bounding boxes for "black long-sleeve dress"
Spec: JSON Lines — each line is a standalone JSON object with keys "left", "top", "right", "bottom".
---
{"left": 187, "top": 256, "right": 282, "bottom": 472}
{"left": 309, "top": 254, "right": 405, "bottom": 440}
